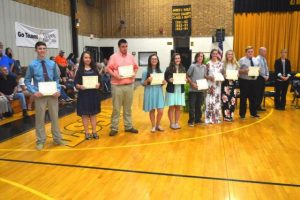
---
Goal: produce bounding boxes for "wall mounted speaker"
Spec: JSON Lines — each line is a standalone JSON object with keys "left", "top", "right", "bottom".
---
{"left": 85, "top": 0, "right": 95, "bottom": 6}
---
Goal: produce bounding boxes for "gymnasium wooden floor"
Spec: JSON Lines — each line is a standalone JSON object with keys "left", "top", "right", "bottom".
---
{"left": 0, "top": 85, "right": 300, "bottom": 200}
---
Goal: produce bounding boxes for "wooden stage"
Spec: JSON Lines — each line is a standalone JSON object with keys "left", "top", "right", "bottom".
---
{"left": 0, "top": 85, "right": 300, "bottom": 199}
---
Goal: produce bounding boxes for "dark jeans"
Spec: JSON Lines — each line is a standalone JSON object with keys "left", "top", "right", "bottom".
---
{"left": 60, "top": 88, "right": 69, "bottom": 100}
{"left": 238, "top": 78, "right": 258, "bottom": 117}
{"left": 65, "top": 81, "right": 74, "bottom": 89}
{"left": 188, "top": 91, "right": 203, "bottom": 123}
{"left": 14, "top": 92, "right": 27, "bottom": 109}
{"left": 275, "top": 80, "right": 289, "bottom": 109}
{"left": 102, "top": 74, "right": 111, "bottom": 92}
{"left": 59, "top": 66, "right": 67, "bottom": 77}
{"left": 256, "top": 76, "right": 266, "bottom": 109}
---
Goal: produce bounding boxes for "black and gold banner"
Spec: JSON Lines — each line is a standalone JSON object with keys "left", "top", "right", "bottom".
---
{"left": 235, "top": 0, "right": 300, "bottom": 13}
{"left": 172, "top": 5, "right": 192, "bottom": 37}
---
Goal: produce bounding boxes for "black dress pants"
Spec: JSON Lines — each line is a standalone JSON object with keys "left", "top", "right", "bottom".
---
{"left": 188, "top": 92, "right": 203, "bottom": 123}
{"left": 239, "top": 78, "right": 258, "bottom": 117}
{"left": 275, "top": 80, "right": 289, "bottom": 109}
{"left": 256, "top": 76, "right": 266, "bottom": 109}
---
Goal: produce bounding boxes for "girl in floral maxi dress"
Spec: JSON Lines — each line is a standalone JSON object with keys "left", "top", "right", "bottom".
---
{"left": 221, "top": 50, "right": 239, "bottom": 121}
{"left": 205, "top": 49, "right": 224, "bottom": 124}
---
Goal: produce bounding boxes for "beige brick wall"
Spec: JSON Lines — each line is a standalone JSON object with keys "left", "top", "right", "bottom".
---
{"left": 15, "top": 0, "right": 233, "bottom": 37}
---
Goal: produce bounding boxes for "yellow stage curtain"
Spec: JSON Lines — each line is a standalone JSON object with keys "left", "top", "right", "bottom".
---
{"left": 234, "top": 12, "right": 300, "bottom": 72}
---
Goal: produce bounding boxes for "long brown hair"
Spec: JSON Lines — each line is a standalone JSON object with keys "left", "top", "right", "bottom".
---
{"left": 78, "top": 51, "right": 98, "bottom": 74}
{"left": 168, "top": 53, "right": 185, "bottom": 73}
{"left": 147, "top": 54, "right": 161, "bottom": 74}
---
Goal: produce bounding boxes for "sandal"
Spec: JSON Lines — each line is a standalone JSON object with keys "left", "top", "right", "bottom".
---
{"left": 92, "top": 133, "right": 99, "bottom": 139}
{"left": 85, "top": 133, "right": 92, "bottom": 140}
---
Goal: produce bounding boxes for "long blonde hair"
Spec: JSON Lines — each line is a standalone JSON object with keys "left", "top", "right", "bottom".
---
{"left": 222, "top": 50, "right": 239, "bottom": 70}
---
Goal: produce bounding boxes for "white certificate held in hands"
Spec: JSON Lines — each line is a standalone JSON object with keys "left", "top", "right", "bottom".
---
{"left": 196, "top": 79, "right": 208, "bottom": 90}
{"left": 226, "top": 69, "right": 238, "bottom": 80}
{"left": 82, "top": 76, "right": 98, "bottom": 89}
{"left": 119, "top": 65, "right": 134, "bottom": 78}
{"left": 173, "top": 73, "right": 186, "bottom": 85}
{"left": 213, "top": 72, "right": 225, "bottom": 81}
{"left": 38, "top": 81, "right": 57, "bottom": 96}
{"left": 150, "top": 73, "right": 164, "bottom": 85}
{"left": 248, "top": 66, "right": 260, "bottom": 76}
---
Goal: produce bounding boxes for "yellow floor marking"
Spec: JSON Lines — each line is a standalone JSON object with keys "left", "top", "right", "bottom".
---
{"left": 0, "top": 177, "right": 54, "bottom": 200}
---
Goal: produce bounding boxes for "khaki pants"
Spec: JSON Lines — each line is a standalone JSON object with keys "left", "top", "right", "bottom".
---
{"left": 35, "top": 96, "right": 62, "bottom": 144}
{"left": 111, "top": 84, "right": 134, "bottom": 131}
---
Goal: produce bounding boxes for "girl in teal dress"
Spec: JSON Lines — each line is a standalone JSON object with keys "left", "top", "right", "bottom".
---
{"left": 164, "top": 53, "right": 186, "bottom": 129}
{"left": 142, "top": 54, "right": 166, "bottom": 132}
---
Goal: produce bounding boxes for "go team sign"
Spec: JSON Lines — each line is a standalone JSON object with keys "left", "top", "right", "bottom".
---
{"left": 15, "top": 22, "right": 59, "bottom": 48}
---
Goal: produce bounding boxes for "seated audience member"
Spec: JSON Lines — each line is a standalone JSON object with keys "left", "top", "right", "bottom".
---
{"left": 17, "top": 74, "right": 35, "bottom": 110}
{"left": 50, "top": 56, "right": 61, "bottom": 76}
{"left": 67, "top": 53, "right": 76, "bottom": 68}
{"left": 0, "top": 95, "right": 11, "bottom": 120}
{"left": 0, "top": 67, "right": 28, "bottom": 117}
{"left": 50, "top": 56, "right": 73, "bottom": 103}
{"left": 97, "top": 60, "right": 111, "bottom": 93}
{"left": 5, "top": 47, "right": 23, "bottom": 75}
{"left": 59, "top": 88, "right": 73, "bottom": 103}
{"left": 0, "top": 42, "right": 14, "bottom": 73}
{"left": 65, "top": 64, "right": 76, "bottom": 97}
{"left": 55, "top": 50, "right": 68, "bottom": 80}
{"left": 59, "top": 79, "right": 74, "bottom": 103}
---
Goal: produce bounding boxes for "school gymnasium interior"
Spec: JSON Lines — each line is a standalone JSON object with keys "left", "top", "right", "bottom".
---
{"left": 0, "top": 0, "right": 300, "bottom": 199}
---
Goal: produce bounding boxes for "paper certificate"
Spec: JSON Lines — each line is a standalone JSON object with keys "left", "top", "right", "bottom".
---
{"left": 196, "top": 79, "right": 208, "bottom": 90}
{"left": 150, "top": 73, "right": 164, "bottom": 85}
{"left": 38, "top": 81, "right": 57, "bottom": 96}
{"left": 82, "top": 76, "right": 98, "bottom": 89}
{"left": 226, "top": 69, "right": 238, "bottom": 80}
{"left": 214, "top": 72, "right": 225, "bottom": 81}
{"left": 119, "top": 65, "right": 134, "bottom": 78}
{"left": 248, "top": 66, "right": 260, "bottom": 76}
{"left": 173, "top": 73, "right": 186, "bottom": 85}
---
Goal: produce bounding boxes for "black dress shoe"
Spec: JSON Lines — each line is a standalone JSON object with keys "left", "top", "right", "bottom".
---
{"left": 257, "top": 108, "right": 266, "bottom": 111}
{"left": 125, "top": 128, "right": 139, "bottom": 134}
{"left": 109, "top": 130, "right": 118, "bottom": 136}
{"left": 23, "top": 109, "right": 29, "bottom": 117}
{"left": 251, "top": 114, "right": 260, "bottom": 118}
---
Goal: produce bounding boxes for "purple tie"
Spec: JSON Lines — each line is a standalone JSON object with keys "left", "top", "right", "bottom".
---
{"left": 41, "top": 60, "right": 50, "bottom": 81}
